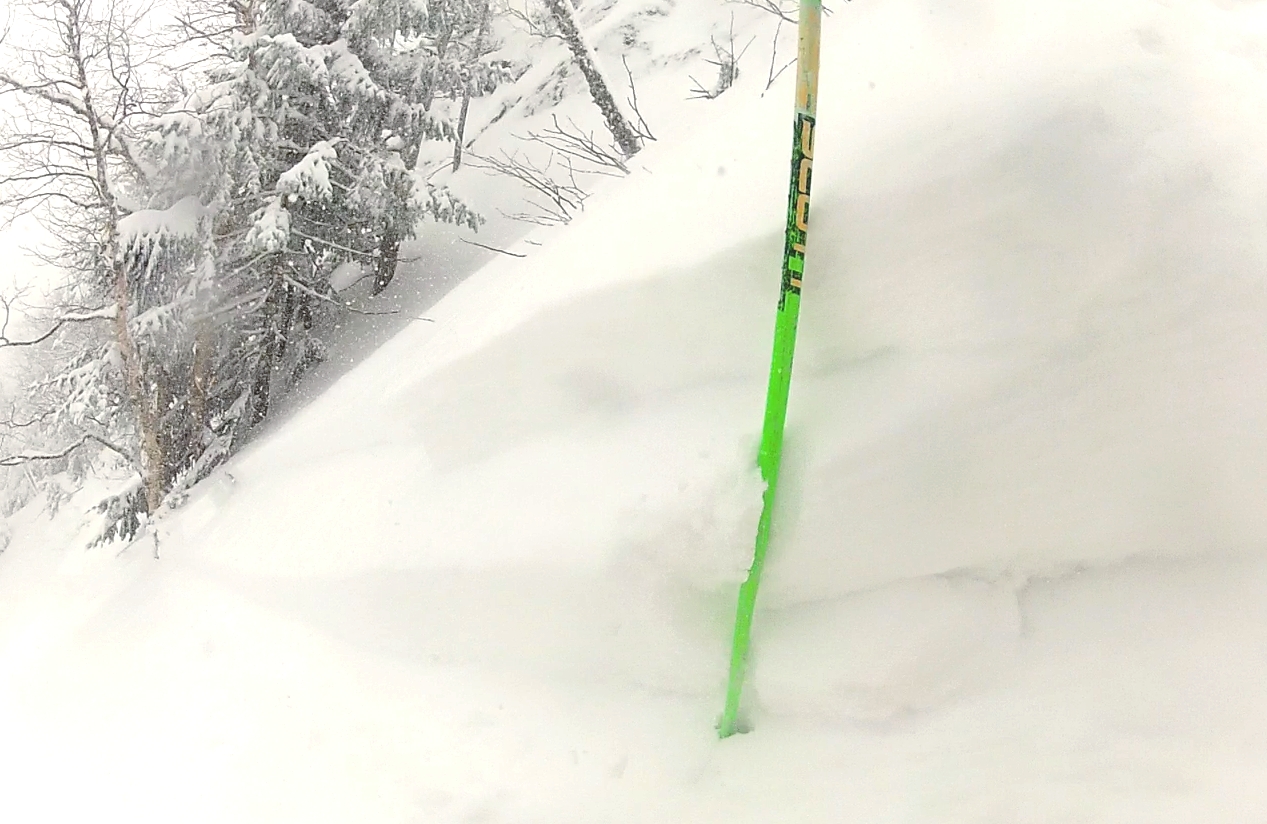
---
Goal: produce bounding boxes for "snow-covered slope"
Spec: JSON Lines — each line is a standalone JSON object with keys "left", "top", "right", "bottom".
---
{"left": 5, "top": 1, "right": 1267, "bottom": 821}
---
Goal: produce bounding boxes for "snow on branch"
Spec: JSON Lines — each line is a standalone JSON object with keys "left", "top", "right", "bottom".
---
{"left": 245, "top": 196, "right": 292, "bottom": 253}
{"left": 319, "top": 40, "right": 383, "bottom": 101}
{"left": 116, "top": 196, "right": 207, "bottom": 254}
{"left": 259, "top": 32, "right": 330, "bottom": 82}
{"left": 0, "top": 433, "right": 134, "bottom": 469}
{"left": 0, "top": 70, "right": 89, "bottom": 118}
{"left": 278, "top": 141, "right": 340, "bottom": 201}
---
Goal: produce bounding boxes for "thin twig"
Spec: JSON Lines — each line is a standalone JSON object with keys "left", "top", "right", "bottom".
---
{"left": 282, "top": 275, "right": 434, "bottom": 322}
{"left": 460, "top": 238, "right": 527, "bottom": 257}
{"left": 622, "top": 55, "right": 656, "bottom": 142}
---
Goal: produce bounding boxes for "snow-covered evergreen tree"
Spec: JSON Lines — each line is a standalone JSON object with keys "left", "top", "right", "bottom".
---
{"left": 1, "top": 0, "right": 513, "bottom": 537}
{"left": 156, "top": 0, "right": 501, "bottom": 440}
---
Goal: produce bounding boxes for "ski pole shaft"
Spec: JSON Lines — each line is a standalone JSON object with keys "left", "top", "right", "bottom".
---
{"left": 719, "top": 0, "right": 822, "bottom": 739}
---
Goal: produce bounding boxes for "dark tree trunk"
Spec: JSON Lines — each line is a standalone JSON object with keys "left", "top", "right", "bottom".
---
{"left": 452, "top": 92, "right": 473, "bottom": 172}
{"left": 453, "top": 0, "right": 492, "bottom": 172}
{"left": 188, "top": 320, "right": 212, "bottom": 449}
{"left": 245, "top": 261, "right": 294, "bottom": 428}
{"left": 544, "top": 0, "right": 641, "bottom": 157}
{"left": 371, "top": 229, "right": 402, "bottom": 295}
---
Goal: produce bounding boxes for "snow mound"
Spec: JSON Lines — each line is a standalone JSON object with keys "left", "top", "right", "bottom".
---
{"left": 162, "top": 0, "right": 1267, "bottom": 708}
{"left": 5, "top": 0, "right": 1267, "bottom": 820}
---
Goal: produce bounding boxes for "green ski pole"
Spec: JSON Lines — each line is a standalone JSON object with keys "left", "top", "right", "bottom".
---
{"left": 719, "top": 0, "right": 822, "bottom": 739}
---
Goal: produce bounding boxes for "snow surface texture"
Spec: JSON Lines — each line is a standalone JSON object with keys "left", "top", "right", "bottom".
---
{"left": 5, "top": 0, "right": 1267, "bottom": 821}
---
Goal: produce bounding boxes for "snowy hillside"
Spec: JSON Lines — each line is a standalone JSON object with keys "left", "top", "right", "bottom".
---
{"left": 4, "top": 0, "right": 1267, "bottom": 821}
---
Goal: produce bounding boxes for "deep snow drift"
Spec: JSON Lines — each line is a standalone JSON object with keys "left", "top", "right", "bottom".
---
{"left": 4, "top": 1, "right": 1267, "bottom": 821}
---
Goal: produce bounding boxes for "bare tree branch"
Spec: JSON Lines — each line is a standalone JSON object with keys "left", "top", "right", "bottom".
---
{"left": 522, "top": 114, "right": 629, "bottom": 175}
{"left": 0, "top": 294, "right": 115, "bottom": 348}
{"left": 459, "top": 238, "right": 526, "bottom": 258}
{"left": 688, "top": 15, "right": 754, "bottom": 100}
{"left": 282, "top": 275, "right": 433, "bottom": 321}
{"left": 0, "top": 69, "right": 89, "bottom": 117}
{"left": 622, "top": 55, "right": 655, "bottom": 143}
{"left": 468, "top": 148, "right": 588, "bottom": 225}
{"left": 0, "top": 432, "right": 133, "bottom": 468}
{"left": 728, "top": 0, "right": 841, "bottom": 24}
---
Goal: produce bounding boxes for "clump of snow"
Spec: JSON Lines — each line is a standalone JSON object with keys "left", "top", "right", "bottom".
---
{"left": 276, "top": 141, "right": 339, "bottom": 202}
{"left": 245, "top": 196, "right": 291, "bottom": 252}
{"left": 327, "top": 260, "right": 365, "bottom": 293}
{"left": 116, "top": 196, "right": 206, "bottom": 254}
